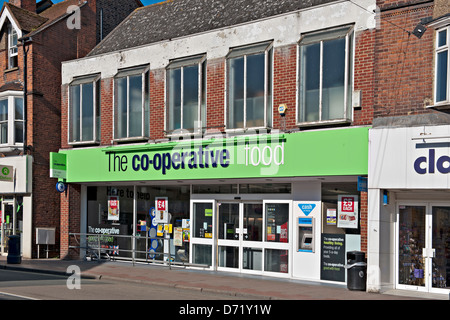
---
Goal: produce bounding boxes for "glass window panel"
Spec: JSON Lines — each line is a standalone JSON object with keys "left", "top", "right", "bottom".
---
{"left": 0, "top": 100, "right": 8, "bottom": 122}
{"left": 183, "top": 65, "right": 199, "bottom": 130}
{"left": 265, "top": 203, "right": 289, "bottom": 242}
{"left": 322, "top": 38, "right": 345, "bottom": 120}
{"left": 243, "top": 203, "right": 262, "bottom": 242}
{"left": 81, "top": 83, "right": 94, "bottom": 141}
{"left": 267, "top": 48, "right": 273, "bottom": 126}
{"left": 299, "top": 43, "right": 320, "bottom": 122}
{"left": 227, "top": 57, "right": 244, "bottom": 129}
{"left": 431, "top": 206, "right": 450, "bottom": 289}
{"left": 168, "top": 68, "right": 181, "bottom": 131}
{"left": 243, "top": 247, "right": 262, "bottom": 271}
{"left": 438, "top": 29, "right": 447, "bottom": 47}
{"left": 14, "top": 97, "right": 23, "bottom": 120}
{"left": 144, "top": 71, "right": 149, "bottom": 137}
{"left": 0, "top": 100, "right": 8, "bottom": 144}
{"left": 436, "top": 51, "right": 448, "bottom": 102}
{"left": 14, "top": 121, "right": 23, "bottom": 143}
{"left": 218, "top": 203, "right": 239, "bottom": 240}
{"left": 193, "top": 202, "right": 213, "bottom": 238}
{"left": 192, "top": 184, "right": 238, "bottom": 194}
{"left": 128, "top": 74, "right": 143, "bottom": 137}
{"left": 398, "top": 206, "right": 425, "bottom": 286}
{"left": 115, "top": 77, "right": 128, "bottom": 139}
{"left": 246, "top": 53, "right": 265, "bottom": 127}
{"left": 201, "top": 60, "right": 207, "bottom": 128}
{"left": 193, "top": 244, "right": 212, "bottom": 266}
{"left": 265, "top": 249, "right": 288, "bottom": 273}
{"left": 70, "top": 85, "right": 81, "bottom": 142}
{"left": 218, "top": 246, "right": 239, "bottom": 268}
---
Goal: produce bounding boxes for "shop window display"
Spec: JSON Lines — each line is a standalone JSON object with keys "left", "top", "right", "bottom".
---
{"left": 87, "top": 185, "right": 190, "bottom": 262}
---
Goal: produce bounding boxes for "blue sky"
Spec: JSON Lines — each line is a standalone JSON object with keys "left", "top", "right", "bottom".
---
{"left": 0, "top": 0, "right": 164, "bottom": 8}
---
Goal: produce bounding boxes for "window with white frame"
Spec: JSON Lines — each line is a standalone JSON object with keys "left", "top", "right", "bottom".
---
{"left": 435, "top": 25, "right": 449, "bottom": 105}
{"left": 166, "top": 55, "right": 206, "bottom": 134}
{"left": 0, "top": 92, "right": 23, "bottom": 146}
{"left": 69, "top": 74, "right": 101, "bottom": 144}
{"left": 226, "top": 41, "right": 273, "bottom": 130}
{"left": 114, "top": 65, "right": 150, "bottom": 140}
{"left": 298, "top": 26, "right": 354, "bottom": 124}
{"left": 7, "top": 24, "right": 18, "bottom": 69}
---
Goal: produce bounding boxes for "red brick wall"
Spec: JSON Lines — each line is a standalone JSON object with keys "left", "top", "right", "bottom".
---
{"left": 206, "top": 58, "right": 225, "bottom": 133}
{"left": 60, "top": 184, "right": 81, "bottom": 259}
{"left": 273, "top": 45, "right": 297, "bottom": 129}
{"left": 374, "top": 2, "right": 435, "bottom": 118}
{"left": 149, "top": 69, "right": 165, "bottom": 140}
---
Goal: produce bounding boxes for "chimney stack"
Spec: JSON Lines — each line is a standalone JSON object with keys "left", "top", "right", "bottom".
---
{"left": 9, "top": 0, "right": 36, "bottom": 13}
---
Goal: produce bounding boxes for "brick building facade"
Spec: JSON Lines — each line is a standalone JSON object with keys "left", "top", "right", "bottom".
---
{"left": 57, "top": 0, "right": 376, "bottom": 285}
{"left": 0, "top": 0, "right": 141, "bottom": 259}
{"left": 367, "top": 0, "right": 450, "bottom": 295}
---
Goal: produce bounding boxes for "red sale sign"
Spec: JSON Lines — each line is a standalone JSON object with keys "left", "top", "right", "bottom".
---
{"left": 337, "top": 195, "right": 358, "bottom": 229}
{"left": 156, "top": 198, "right": 167, "bottom": 211}
{"left": 341, "top": 197, "right": 355, "bottom": 212}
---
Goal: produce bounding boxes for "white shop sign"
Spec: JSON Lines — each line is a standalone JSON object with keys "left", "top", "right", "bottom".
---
{"left": 369, "top": 125, "right": 450, "bottom": 189}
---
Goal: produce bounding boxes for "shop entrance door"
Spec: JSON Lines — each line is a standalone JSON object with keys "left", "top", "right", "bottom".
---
{"left": 217, "top": 202, "right": 263, "bottom": 273}
{"left": 397, "top": 203, "right": 450, "bottom": 294}
{"left": 1, "top": 200, "right": 16, "bottom": 255}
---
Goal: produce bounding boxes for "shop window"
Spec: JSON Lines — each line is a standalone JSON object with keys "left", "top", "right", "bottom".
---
{"left": 434, "top": 26, "right": 449, "bottom": 106}
{"left": 265, "top": 249, "right": 288, "bottom": 273}
{"left": 8, "top": 25, "right": 18, "bottom": 69}
{"left": 0, "top": 92, "right": 23, "bottom": 146}
{"left": 114, "top": 65, "right": 150, "bottom": 140}
{"left": 69, "top": 74, "right": 101, "bottom": 144}
{"left": 239, "top": 183, "right": 291, "bottom": 194}
{"left": 298, "top": 26, "right": 353, "bottom": 125}
{"left": 192, "top": 184, "right": 238, "bottom": 194}
{"left": 265, "top": 203, "right": 289, "bottom": 242}
{"left": 226, "top": 41, "right": 273, "bottom": 130}
{"left": 166, "top": 55, "right": 206, "bottom": 134}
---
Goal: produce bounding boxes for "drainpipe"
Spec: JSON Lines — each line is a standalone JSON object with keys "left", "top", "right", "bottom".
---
{"left": 18, "top": 36, "right": 32, "bottom": 155}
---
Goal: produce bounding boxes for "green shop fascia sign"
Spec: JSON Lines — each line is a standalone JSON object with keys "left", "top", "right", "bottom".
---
{"left": 54, "top": 127, "right": 368, "bottom": 183}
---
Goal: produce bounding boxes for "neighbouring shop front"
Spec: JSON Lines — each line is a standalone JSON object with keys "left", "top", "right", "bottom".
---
{"left": 0, "top": 155, "right": 32, "bottom": 258}
{"left": 54, "top": 127, "right": 368, "bottom": 283}
{"left": 368, "top": 120, "right": 450, "bottom": 296}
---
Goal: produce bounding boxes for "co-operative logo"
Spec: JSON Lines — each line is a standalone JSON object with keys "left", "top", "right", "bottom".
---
{"left": 1, "top": 167, "right": 9, "bottom": 176}
{"left": 414, "top": 149, "right": 450, "bottom": 174}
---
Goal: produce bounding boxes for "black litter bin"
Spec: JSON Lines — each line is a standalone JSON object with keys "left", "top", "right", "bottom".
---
{"left": 346, "top": 251, "right": 366, "bottom": 291}
{"left": 7, "top": 235, "right": 21, "bottom": 264}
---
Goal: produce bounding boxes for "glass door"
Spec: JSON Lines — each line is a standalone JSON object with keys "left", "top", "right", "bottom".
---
{"left": 263, "top": 200, "right": 290, "bottom": 275}
{"left": 190, "top": 200, "right": 215, "bottom": 269}
{"left": 217, "top": 202, "right": 264, "bottom": 273}
{"left": 1, "top": 201, "right": 15, "bottom": 255}
{"left": 430, "top": 206, "right": 449, "bottom": 293}
{"left": 397, "top": 203, "right": 450, "bottom": 294}
{"left": 397, "top": 205, "right": 426, "bottom": 291}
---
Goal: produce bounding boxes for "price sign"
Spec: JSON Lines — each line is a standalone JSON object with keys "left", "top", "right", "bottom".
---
{"left": 337, "top": 195, "right": 358, "bottom": 229}
{"left": 156, "top": 198, "right": 167, "bottom": 212}
{"left": 155, "top": 197, "right": 169, "bottom": 223}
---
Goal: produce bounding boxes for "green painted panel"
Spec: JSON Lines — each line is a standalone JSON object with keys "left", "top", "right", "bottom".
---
{"left": 58, "top": 127, "right": 368, "bottom": 183}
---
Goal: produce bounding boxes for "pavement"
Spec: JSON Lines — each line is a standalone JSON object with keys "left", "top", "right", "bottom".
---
{"left": 0, "top": 256, "right": 448, "bottom": 300}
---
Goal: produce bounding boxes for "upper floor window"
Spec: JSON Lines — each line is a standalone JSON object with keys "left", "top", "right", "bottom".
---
{"left": 69, "top": 74, "right": 100, "bottom": 144}
{"left": 0, "top": 92, "right": 23, "bottom": 146}
{"left": 8, "top": 25, "right": 18, "bottom": 69}
{"left": 166, "top": 55, "right": 206, "bottom": 134}
{"left": 298, "top": 26, "right": 353, "bottom": 125}
{"left": 226, "top": 41, "right": 273, "bottom": 130}
{"left": 435, "top": 26, "right": 449, "bottom": 105}
{"left": 114, "top": 65, "right": 150, "bottom": 140}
